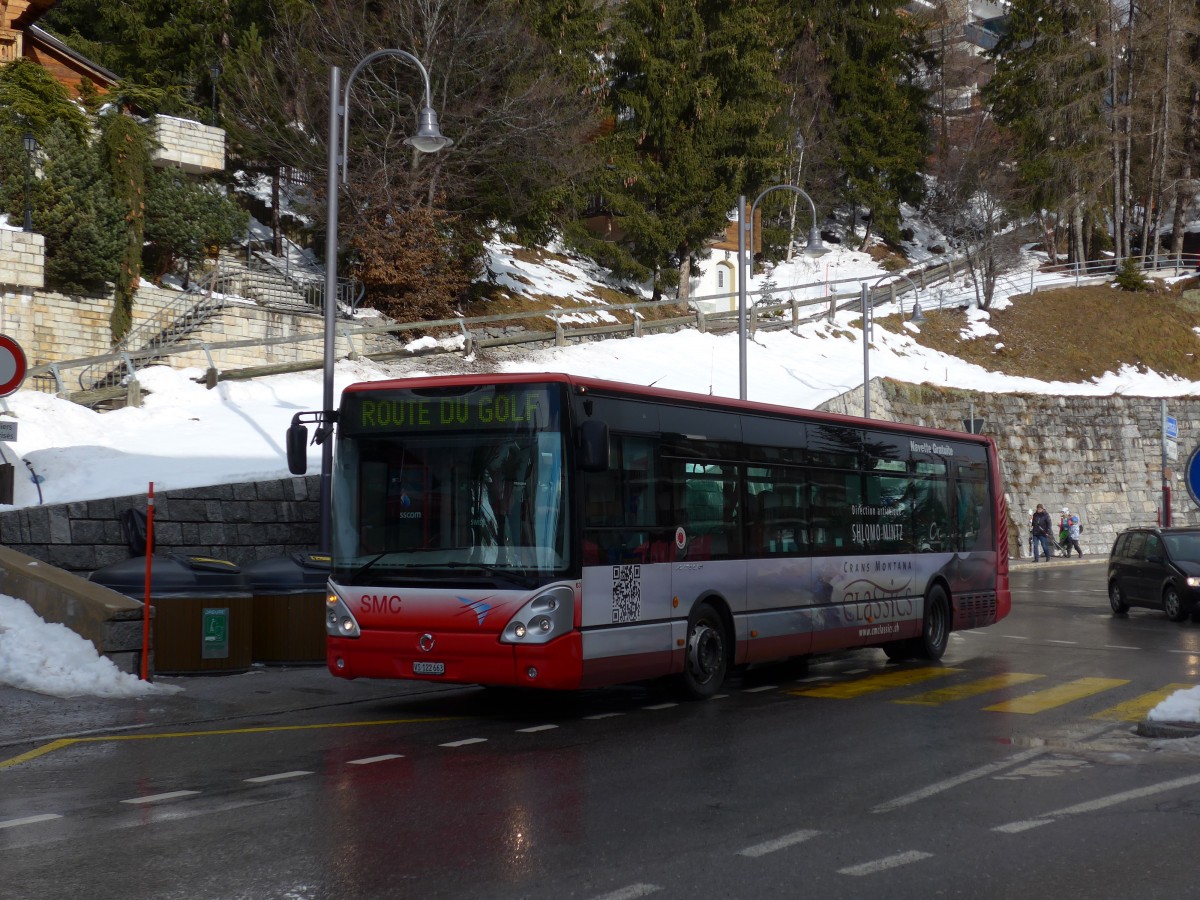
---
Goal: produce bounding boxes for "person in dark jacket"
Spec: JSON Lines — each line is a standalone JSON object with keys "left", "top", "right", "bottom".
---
{"left": 1030, "top": 504, "right": 1053, "bottom": 561}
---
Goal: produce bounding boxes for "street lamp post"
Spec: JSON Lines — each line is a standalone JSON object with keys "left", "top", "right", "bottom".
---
{"left": 319, "top": 50, "right": 451, "bottom": 552}
{"left": 22, "top": 133, "right": 36, "bottom": 233}
{"left": 859, "top": 273, "right": 921, "bottom": 420}
{"left": 210, "top": 62, "right": 222, "bottom": 126}
{"left": 737, "top": 185, "right": 827, "bottom": 400}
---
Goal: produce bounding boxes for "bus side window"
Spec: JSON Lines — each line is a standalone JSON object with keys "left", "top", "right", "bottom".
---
{"left": 956, "top": 476, "right": 989, "bottom": 552}
{"left": 810, "top": 470, "right": 860, "bottom": 552}
{"left": 750, "top": 467, "right": 806, "bottom": 555}
{"left": 912, "top": 476, "right": 950, "bottom": 552}
{"left": 676, "top": 461, "right": 741, "bottom": 560}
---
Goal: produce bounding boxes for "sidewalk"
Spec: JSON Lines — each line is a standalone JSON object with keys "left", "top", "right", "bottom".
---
{"left": 1009, "top": 553, "right": 1101, "bottom": 569}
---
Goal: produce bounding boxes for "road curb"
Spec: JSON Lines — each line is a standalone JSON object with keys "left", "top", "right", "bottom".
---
{"left": 1134, "top": 720, "right": 1200, "bottom": 739}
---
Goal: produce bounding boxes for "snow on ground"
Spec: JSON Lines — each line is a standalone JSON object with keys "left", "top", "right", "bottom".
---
{"left": 2, "top": 236, "right": 1199, "bottom": 723}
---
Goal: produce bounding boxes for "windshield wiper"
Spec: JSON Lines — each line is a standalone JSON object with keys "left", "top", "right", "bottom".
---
{"left": 346, "top": 551, "right": 400, "bottom": 582}
{"left": 442, "top": 561, "right": 538, "bottom": 588}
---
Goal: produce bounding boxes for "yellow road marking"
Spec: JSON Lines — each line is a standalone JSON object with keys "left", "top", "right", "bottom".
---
{"left": 0, "top": 739, "right": 79, "bottom": 770}
{"left": 893, "top": 673, "right": 1045, "bottom": 706}
{"left": 984, "top": 678, "right": 1129, "bottom": 714}
{"left": 0, "top": 717, "right": 460, "bottom": 770}
{"left": 791, "top": 667, "right": 960, "bottom": 699}
{"left": 1090, "top": 683, "right": 1196, "bottom": 722}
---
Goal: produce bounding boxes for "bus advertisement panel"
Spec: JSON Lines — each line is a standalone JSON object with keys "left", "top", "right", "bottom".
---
{"left": 290, "top": 373, "right": 1011, "bottom": 698}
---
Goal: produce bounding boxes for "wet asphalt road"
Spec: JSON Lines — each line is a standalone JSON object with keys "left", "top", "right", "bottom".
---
{"left": 4, "top": 558, "right": 1200, "bottom": 900}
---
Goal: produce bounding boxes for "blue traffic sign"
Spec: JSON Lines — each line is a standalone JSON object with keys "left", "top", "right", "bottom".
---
{"left": 1186, "top": 445, "right": 1200, "bottom": 509}
{"left": 1166, "top": 415, "right": 1179, "bottom": 439}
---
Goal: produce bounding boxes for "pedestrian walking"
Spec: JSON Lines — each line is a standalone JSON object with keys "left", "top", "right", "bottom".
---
{"left": 1030, "top": 504, "right": 1053, "bottom": 562}
{"left": 1063, "top": 508, "right": 1083, "bottom": 558}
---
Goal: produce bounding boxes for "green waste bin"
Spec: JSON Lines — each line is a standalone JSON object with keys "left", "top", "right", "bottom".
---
{"left": 243, "top": 552, "right": 330, "bottom": 665}
{"left": 89, "top": 554, "right": 252, "bottom": 675}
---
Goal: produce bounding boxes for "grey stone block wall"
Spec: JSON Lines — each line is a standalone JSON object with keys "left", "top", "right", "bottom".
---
{"left": 0, "top": 475, "right": 320, "bottom": 575}
{"left": 820, "top": 380, "right": 1196, "bottom": 560}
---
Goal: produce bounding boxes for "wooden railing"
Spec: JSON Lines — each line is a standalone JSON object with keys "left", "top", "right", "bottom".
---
{"left": 25, "top": 252, "right": 1195, "bottom": 407}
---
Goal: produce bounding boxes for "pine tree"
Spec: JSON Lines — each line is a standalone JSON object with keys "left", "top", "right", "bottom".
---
{"left": 32, "top": 122, "right": 124, "bottom": 296}
{"left": 598, "top": 0, "right": 788, "bottom": 301}
{"left": 985, "top": 0, "right": 1109, "bottom": 263}
{"left": 810, "top": 0, "right": 929, "bottom": 249}
{"left": 143, "top": 169, "right": 248, "bottom": 281}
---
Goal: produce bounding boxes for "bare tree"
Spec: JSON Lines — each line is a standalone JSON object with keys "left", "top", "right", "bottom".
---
{"left": 925, "top": 113, "right": 1023, "bottom": 309}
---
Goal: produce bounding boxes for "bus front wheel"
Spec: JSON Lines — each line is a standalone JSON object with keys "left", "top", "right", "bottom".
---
{"left": 675, "top": 601, "right": 729, "bottom": 700}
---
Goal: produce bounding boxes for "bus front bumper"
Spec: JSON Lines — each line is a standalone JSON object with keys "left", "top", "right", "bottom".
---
{"left": 326, "top": 630, "right": 584, "bottom": 690}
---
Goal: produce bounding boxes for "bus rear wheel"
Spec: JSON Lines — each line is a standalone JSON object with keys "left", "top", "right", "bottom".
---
{"left": 674, "top": 601, "right": 729, "bottom": 700}
{"left": 916, "top": 585, "right": 950, "bottom": 661}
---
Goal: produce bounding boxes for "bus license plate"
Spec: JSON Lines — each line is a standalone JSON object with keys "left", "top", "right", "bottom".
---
{"left": 413, "top": 661, "right": 445, "bottom": 675}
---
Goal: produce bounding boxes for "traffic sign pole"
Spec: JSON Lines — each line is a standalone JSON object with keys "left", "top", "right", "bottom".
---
{"left": 1162, "top": 400, "right": 1173, "bottom": 526}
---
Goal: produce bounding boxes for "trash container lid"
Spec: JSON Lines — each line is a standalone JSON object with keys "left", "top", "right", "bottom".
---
{"left": 89, "top": 553, "right": 250, "bottom": 596}
{"left": 242, "top": 551, "right": 331, "bottom": 591}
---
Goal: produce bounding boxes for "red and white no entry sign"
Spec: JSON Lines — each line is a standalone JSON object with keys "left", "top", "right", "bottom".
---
{"left": 0, "top": 334, "right": 28, "bottom": 398}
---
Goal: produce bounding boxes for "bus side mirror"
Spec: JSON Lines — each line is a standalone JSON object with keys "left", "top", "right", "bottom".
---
{"left": 578, "top": 419, "right": 610, "bottom": 472}
{"left": 286, "top": 423, "right": 309, "bottom": 475}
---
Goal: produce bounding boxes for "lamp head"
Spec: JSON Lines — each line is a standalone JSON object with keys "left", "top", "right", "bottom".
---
{"left": 405, "top": 107, "right": 453, "bottom": 153}
{"left": 804, "top": 226, "right": 830, "bottom": 258}
{"left": 211, "top": 62, "right": 222, "bottom": 81}
{"left": 910, "top": 300, "right": 925, "bottom": 323}
{"left": 23, "top": 133, "right": 36, "bottom": 154}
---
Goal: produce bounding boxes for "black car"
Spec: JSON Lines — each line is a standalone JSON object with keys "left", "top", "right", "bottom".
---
{"left": 1108, "top": 526, "right": 1200, "bottom": 622}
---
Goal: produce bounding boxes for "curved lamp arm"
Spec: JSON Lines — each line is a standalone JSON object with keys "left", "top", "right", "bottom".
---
{"left": 339, "top": 48, "right": 452, "bottom": 183}
{"left": 748, "top": 184, "right": 828, "bottom": 260}
{"left": 868, "top": 272, "right": 925, "bottom": 322}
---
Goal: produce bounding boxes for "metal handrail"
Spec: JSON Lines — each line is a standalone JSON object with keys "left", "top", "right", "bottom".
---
{"left": 76, "top": 266, "right": 228, "bottom": 391}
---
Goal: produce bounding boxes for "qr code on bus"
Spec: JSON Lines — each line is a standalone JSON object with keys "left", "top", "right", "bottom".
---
{"left": 611, "top": 564, "right": 642, "bottom": 623}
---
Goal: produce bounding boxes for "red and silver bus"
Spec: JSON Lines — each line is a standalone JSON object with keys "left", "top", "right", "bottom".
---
{"left": 286, "top": 373, "right": 1011, "bottom": 699}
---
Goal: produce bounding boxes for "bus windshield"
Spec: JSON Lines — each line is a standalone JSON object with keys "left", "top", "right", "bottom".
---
{"left": 331, "top": 383, "right": 569, "bottom": 584}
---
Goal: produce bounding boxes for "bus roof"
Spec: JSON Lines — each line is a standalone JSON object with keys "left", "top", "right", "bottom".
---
{"left": 341, "top": 371, "right": 995, "bottom": 448}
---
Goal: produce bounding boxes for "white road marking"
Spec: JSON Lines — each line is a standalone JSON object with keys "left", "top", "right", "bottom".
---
{"left": 516, "top": 724, "right": 558, "bottom": 733}
{"left": 743, "top": 685, "right": 777, "bottom": 693}
{"left": 0, "top": 813, "right": 62, "bottom": 829}
{"left": 737, "top": 829, "right": 821, "bottom": 857}
{"left": 872, "top": 749, "right": 1045, "bottom": 813}
{"left": 1002, "top": 635, "right": 1029, "bottom": 640}
{"left": 121, "top": 790, "right": 201, "bottom": 805}
{"left": 643, "top": 703, "right": 678, "bottom": 710}
{"left": 838, "top": 850, "right": 932, "bottom": 876}
{"left": 1046, "top": 640, "right": 1077, "bottom": 645}
{"left": 348, "top": 754, "right": 405, "bottom": 765}
{"left": 584, "top": 712, "right": 624, "bottom": 720}
{"left": 244, "top": 771, "right": 312, "bottom": 784}
{"left": 440, "top": 737, "right": 488, "bottom": 747}
{"left": 708, "top": 693, "right": 729, "bottom": 700}
{"left": 995, "top": 772, "right": 1200, "bottom": 834}
{"left": 797, "top": 675, "right": 831, "bottom": 682}
{"left": 1103, "top": 645, "right": 1140, "bottom": 650}
{"left": 844, "top": 668, "right": 868, "bottom": 675}
{"left": 589, "top": 884, "right": 661, "bottom": 900}
{"left": 995, "top": 819, "right": 1054, "bottom": 833}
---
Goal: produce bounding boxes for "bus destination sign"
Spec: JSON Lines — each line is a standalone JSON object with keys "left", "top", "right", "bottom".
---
{"left": 345, "top": 388, "right": 556, "bottom": 434}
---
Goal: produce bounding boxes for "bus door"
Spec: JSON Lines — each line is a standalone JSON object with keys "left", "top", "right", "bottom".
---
{"left": 667, "top": 457, "right": 747, "bottom": 658}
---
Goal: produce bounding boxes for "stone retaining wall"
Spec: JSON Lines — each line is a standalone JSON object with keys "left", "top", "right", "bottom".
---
{"left": 0, "top": 475, "right": 320, "bottom": 575}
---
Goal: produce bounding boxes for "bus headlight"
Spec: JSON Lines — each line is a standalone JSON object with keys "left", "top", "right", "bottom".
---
{"left": 325, "top": 590, "right": 361, "bottom": 638}
{"left": 501, "top": 586, "right": 574, "bottom": 644}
